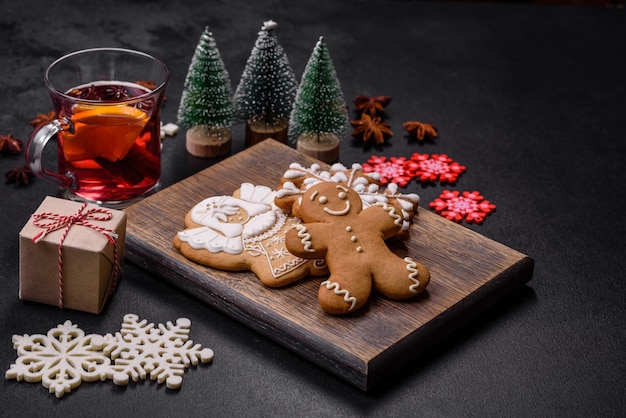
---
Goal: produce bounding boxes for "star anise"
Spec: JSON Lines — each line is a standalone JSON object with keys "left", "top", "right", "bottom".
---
{"left": 350, "top": 113, "right": 393, "bottom": 145}
{"left": 403, "top": 120, "right": 438, "bottom": 141}
{"left": 5, "top": 165, "right": 34, "bottom": 186}
{"left": 0, "top": 133, "right": 23, "bottom": 156}
{"left": 29, "top": 111, "right": 57, "bottom": 128}
{"left": 353, "top": 95, "right": 392, "bottom": 116}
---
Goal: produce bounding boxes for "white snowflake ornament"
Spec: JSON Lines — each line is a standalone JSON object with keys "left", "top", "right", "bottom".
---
{"left": 5, "top": 314, "right": 214, "bottom": 397}
{"left": 90, "top": 314, "right": 214, "bottom": 390}
{"left": 5, "top": 320, "right": 110, "bottom": 398}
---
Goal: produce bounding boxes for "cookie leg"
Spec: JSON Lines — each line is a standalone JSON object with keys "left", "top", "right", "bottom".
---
{"left": 318, "top": 275, "right": 371, "bottom": 315}
{"left": 373, "top": 256, "right": 430, "bottom": 300}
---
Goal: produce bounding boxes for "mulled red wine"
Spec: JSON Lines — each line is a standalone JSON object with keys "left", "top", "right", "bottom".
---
{"left": 55, "top": 81, "right": 162, "bottom": 202}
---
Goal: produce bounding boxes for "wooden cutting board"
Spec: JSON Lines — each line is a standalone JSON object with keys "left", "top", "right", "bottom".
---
{"left": 124, "top": 140, "right": 534, "bottom": 390}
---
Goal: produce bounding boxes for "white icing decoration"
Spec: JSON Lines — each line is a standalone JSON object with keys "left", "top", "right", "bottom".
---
{"left": 329, "top": 163, "right": 348, "bottom": 172}
{"left": 351, "top": 236, "right": 358, "bottom": 242}
{"left": 270, "top": 256, "right": 309, "bottom": 277}
{"left": 353, "top": 183, "right": 366, "bottom": 194}
{"left": 190, "top": 195, "right": 270, "bottom": 237}
{"left": 275, "top": 181, "right": 302, "bottom": 198}
{"left": 191, "top": 197, "right": 243, "bottom": 231}
{"left": 239, "top": 182, "right": 276, "bottom": 206}
{"left": 178, "top": 226, "right": 243, "bottom": 254}
{"left": 313, "top": 259, "right": 327, "bottom": 270}
{"left": 320, "top": 280, "right": 357, "bottom": 311}
{"left": 268, "top": 236, "right": 283, "bottom": 245}
{"left": 243, "top": 210, "right": 286, "bottom": 244}
{"left": 330, "top": 172, "right": 348, "bottom": 183}
{"left": 399, "top": 197, "right": 417, "bottom": 210}
{"left": 271, "top": 248, "right": 290, "bottom": 258}
{"left": 5, "top": 314, "right": 214, "bottom": 397}
{"left": 283, "top": 169, "right": 306, "bottom": 180}
{"left": 404, "top": 257, "right": 421, "bottom": 293}
{"left": 375, "top": 202, "right": 403, "bottom": 226}
{"left": 303, "top": 177, "right": 319, "bottom": 187}
{"left": 346, "top": 168, "right": 357, "bottom": 186}
{"left": 242, "top": 210, "right": 277, "bottom": 239}
{"left": 323, "top": 200, "right": 350, "bottom": 216}
{"left": 295, "top": 224, "right": 315, "bottom": 252}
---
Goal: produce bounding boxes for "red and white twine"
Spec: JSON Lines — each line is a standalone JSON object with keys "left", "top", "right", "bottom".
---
{"left": 31, "top": 202, "right": 120, "bottom": 309}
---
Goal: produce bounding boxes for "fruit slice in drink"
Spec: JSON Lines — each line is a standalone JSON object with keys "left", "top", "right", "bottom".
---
{"left": 62, "top": 104, "right": 149, "bottom": 162}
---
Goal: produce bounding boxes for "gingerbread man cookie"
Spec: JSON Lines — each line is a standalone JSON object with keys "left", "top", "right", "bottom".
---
{"left": 285, "top": 181, "right": 430, "bottom": 315}
{"left": 173, "top": 183, "right": 327, "bottom": 287}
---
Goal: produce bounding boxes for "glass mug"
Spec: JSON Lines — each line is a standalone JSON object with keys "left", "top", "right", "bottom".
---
{"left": 26, "top": 48, "right": 169, "bottom": 208}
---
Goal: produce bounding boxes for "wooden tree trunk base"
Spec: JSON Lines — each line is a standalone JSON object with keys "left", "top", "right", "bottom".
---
{"left": 186, "top": 125, "right": 232, "bottom": 158}
{"left": 296, "top": 133, "right": 340, "bottom": 163}
{"left": 245, "top": 116, "right": 289, "bottom": 147}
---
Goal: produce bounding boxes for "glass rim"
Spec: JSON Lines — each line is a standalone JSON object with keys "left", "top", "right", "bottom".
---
{"left": 44, "top": 47, "right": 170, "bottom": 104}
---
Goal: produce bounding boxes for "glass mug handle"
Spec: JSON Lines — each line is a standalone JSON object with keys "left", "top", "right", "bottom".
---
{"left": 25, "top": 117, "right": 76, "bottom": 189}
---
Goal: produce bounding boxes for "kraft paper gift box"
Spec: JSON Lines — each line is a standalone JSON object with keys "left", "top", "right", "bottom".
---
{"left": 19, "top": 196, "right": 126, "bottom": 314}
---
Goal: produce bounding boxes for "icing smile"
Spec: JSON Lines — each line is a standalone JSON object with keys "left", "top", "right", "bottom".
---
{"left": 313, "top": 185, "right": 352, "bottom": 216}
{"left": 323, "top": 201, "right": 350, "bottom": 216}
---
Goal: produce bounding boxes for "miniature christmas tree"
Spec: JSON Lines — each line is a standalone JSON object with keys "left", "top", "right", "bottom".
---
{"left": 178, "top": 27, "right": 235, "bottom": 157}
{"left": 234, "top": 20, "right": 298, "bottom": 146}
{"left": 289, "top": 36, "right": 348, "bottom": 163}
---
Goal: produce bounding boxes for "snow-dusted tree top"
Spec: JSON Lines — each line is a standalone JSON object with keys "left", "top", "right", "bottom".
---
{"left": 177, "top": 26, "right": 235, "bottom": 129}
{"left": 234, "top": 21, "right": 298, "bottom": 123}
{"left": 289, "top": 36, "right": 349, "bottom": 141}
{"left": 261, "top": 19, "right": 278, "bottom": 31}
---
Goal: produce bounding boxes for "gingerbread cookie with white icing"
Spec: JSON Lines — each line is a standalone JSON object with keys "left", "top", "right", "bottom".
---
{"left": 173, "top": 183, "right": 328, "bottom": 287}
{"left": 284, "top": 181, "right": 430, "bottom": 315}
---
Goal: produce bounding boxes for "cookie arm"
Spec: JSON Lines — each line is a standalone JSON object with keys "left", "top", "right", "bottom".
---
{"left": 285, "top": 223, "right": 327, "bottom": 259}
{"left": 363, "top": 203, "right": 404, "bottom": 239}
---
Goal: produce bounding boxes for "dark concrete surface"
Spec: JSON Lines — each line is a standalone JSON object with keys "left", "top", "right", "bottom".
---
{"left": 1, "top": 1, "right": 624, "bottom": 416}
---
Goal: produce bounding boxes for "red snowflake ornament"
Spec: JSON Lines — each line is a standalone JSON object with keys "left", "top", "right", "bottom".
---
{"left": 407, "top": 153, "right": 466, "bottom": 184}
{"left": 429, "top": 190, "right": 496, "bottom": 224}
{"left": 362, "top": 155, "right": 415, "bottom": 187}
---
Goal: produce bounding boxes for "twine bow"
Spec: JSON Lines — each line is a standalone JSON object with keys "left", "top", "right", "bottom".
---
{"left": 31, "top": 202, "right": 120, "bottom": 309}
